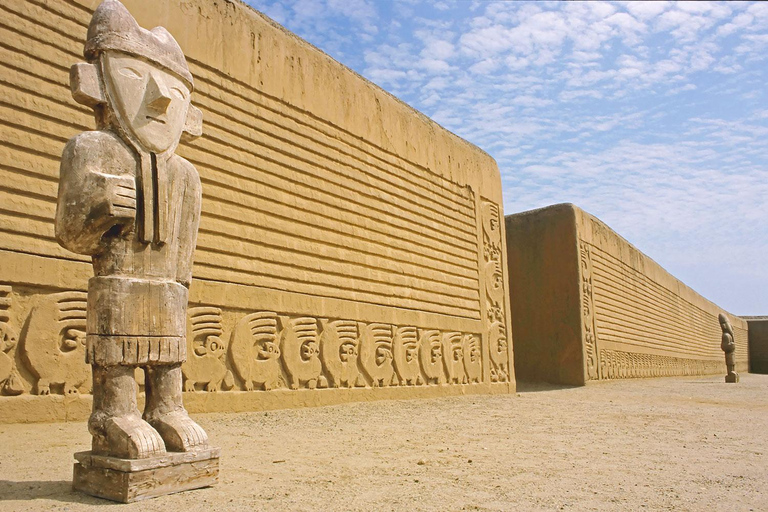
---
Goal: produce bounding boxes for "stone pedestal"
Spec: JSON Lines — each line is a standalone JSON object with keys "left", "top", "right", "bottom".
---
{"left": 72, "top": 448, "right": 220, "bottom": 503}
{"left": 725, "top": 372, "right": 739, "bottom": 383}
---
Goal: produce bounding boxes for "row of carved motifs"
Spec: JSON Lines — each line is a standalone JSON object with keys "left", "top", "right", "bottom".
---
{"left": 0, "top": 286, "right": 488, "bottom": 395}
{"left": 598, "top": 348, "right": 725, "bottom": 380}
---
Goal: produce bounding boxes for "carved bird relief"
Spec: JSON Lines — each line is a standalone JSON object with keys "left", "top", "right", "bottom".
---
{"left": 462, "top": 334, "right": 482, "bottom": 384}
{"left": 183, "top": 307, "right": 234, "bottom": 392}
{"left": 230, "top": 311, "right": 282, "bottom": 391}
{"left": 22, "top": 291, "right": 90, "bottom": 395}
{"left": 359, "top": 322, "right": 395, "bottom": 387}
{"left": 0, "top": 286, "right": 22, "bottom": 395}
{"left": 392, "top": 326, "right": 421, "bottom": 385}
{"left": 319, "top": 319, "right": 361, "bottom": 388}
{"left": 419, "top": 329, "right": 445, "bottom": 385}
{"left": 442, "top": 331, "right": 467, "bottom": 384}
{"left": 280, "top": 316, "right": 323, "bottom": 389}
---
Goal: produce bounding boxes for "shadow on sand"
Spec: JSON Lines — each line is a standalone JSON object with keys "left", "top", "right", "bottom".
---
{"left": 515, "top": 381, "right": 581, "bottom": 393}
{"left": 0, "top": 480, "right": 107, "bottom": 505}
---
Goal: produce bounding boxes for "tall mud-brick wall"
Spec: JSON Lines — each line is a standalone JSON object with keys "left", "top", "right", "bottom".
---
{"left": 0, "top": 0, "right": 514, "bottom": 423}
{"left": 506, "top": 204, "right": 747, "bottom": 386}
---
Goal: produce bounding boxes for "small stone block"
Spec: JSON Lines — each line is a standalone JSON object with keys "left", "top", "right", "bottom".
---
{"left": 72, "top": 448, "right": 220, "bottom": 503}
{"left": 725, "top": 372, "right": 739, "bottom": 383}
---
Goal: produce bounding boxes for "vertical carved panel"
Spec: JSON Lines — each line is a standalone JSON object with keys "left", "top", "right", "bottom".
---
{"left": 481, "top": 200, "right": 510, "bottom": 383}
{"left": 579, "top": 241, "right": 600, "bottom": 381}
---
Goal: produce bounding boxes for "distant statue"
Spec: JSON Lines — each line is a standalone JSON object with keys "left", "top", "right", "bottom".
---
{"left": 55, "top": 0, "right": 206, "bottom": 459}
{"left": 718, "top": 313, "right": 739, "bottom": 383}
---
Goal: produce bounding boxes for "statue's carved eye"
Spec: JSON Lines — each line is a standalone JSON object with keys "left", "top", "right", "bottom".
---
{"left": 118, "top": 67, "right": 143, "bottom": 79}
{"left": 171, "top": 87, "right": 187, "bottom": 100}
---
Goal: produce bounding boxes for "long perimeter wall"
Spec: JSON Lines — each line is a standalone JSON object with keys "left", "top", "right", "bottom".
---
{"left": 0, "top": 0, "right": 514, "bottom": 423}
{"left": 506, "top": 204, "right": 747, "bottom": 386}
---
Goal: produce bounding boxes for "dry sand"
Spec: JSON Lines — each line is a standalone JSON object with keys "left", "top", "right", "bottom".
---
{"left": 1, "top": 373, "right": 766, "bottom": 511}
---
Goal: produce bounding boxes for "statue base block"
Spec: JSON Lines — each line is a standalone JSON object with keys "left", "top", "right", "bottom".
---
{"left": 72, "top": 448, "right": 220, "bottom": 503}
{"left": 725, "top": 372, "right": 739, "bottom": 383}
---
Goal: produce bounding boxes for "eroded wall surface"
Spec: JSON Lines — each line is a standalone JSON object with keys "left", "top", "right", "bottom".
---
{"left": 506, "top": 204, "right": 747, "bottom": 386}
{"left": 745, "top": 317, "right": 768, "bottom": 374}
{"left": 0, "top": 0, "right": 513, "bottom": 423}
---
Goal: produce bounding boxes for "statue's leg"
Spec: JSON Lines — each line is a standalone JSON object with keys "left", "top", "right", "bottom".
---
{"left": 143, "top": 364, "right": 208, "bottom": 452}
{"left": 89, "top": 364, "right": 166, "bottom": 459}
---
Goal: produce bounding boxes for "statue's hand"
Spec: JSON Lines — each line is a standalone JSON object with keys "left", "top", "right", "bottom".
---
{"left": 104, "top": 174, "right": 136, "bottom": 232}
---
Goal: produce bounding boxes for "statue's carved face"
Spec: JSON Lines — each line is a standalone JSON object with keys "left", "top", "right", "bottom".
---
{"left": 103, "top": 52, "right": 190, "bottom": 153}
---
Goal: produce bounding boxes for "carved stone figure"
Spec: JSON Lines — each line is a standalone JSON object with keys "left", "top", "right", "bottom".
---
{"left": 320, "top": 319, "right": 361, "bottom": 388}
{"left": 183, "top": 307, "right": 234, "bottom": 392}
{"left": 55, "top": 0, "right": 216, "bottom": 502}
{"left": 462, "top": 334, "right": 482, "bottom": 384}
{"left": 442, "top": 332, "right": 466, "bottom": 384}
{"left": 419, "top": 329, "right": 445, "bottom": 385}
{"left": 0, "top": 286, "right": 23, "bottom": 396}
{"left": 719, "top": 313, "right": 739, "bottom": 383}
{"left": 22, "top": 292, "right": 90, "bottom": 395}
{"left": 231, "top": 311, "right": 282, "bottom": 391}
{"left": 280, "top": 316, "right": 324, "bottom": 389}
{"left": 359, "top": 322, "right": 395, "bottom": 387}
{"left": 392, "top": 326, "right": 421, "bottom": 386}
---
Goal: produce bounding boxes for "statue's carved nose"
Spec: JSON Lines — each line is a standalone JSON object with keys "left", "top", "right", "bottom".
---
{"left": 145, "top": 74, "right": 172, "bottom": 113}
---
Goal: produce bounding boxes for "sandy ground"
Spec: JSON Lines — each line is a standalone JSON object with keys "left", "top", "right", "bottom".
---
{"left": 1, "top": 373, "right": 766, "bottom": 511}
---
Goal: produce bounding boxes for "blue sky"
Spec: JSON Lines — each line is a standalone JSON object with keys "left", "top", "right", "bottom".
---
{"left": 245, "top": 0, "right": 768, "bottom": 315}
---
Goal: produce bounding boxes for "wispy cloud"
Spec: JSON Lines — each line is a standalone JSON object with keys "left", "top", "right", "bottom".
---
{"left": 245, "top": 0, "right": 768, "bottom": 314}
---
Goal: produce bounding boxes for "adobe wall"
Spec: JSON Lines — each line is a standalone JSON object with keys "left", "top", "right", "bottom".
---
{"left": 0, "top": 0, "right": 514, "bottom": 423}
{"left": 744, "top": 317, "right": 768, "bottom": 374}
{"left": 506, "top": 204, "right": 748, "bottom": 386}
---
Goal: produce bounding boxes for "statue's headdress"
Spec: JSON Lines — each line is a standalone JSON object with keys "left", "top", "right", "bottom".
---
{"left": 84, "top": 0, "right": 194, "bottom": 89}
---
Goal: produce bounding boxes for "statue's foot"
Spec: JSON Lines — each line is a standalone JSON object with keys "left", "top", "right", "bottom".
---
{"left": 92, "top": 415, "right": 166, "bottom": 459}
{"left": 146, "top": 411, "right": 208, "bottom": 452}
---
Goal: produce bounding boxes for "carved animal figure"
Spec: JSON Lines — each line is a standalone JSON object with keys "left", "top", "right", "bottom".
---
{"left": 319, "top": 319, "right": 360, "bottom": 388}
{"left": 442, "top": 332, "right": 466, "bottom": 384}
{"left": 359, "top": 323, "right": 395, "bottom": 387}
{"left": 462, "top": 334, "right": 482, "bottom": 384}
{"left": 182, "top": 307, "right": 234, "bottom": 392}
{"left": 280, "top": 316, "right": 323, "bottom": 389}
{"left": 419, "top": 329, "right": 445, "bottom": 385}
{"left": 392, "top": 326, "right": 421, "bottom": 385}
{"left": 230, "top": 311, "right": 282, "bottom": 391}
{"left": 22, "top": 291, "right": 90, "bottom": 395}
{"left": 0, "top": 286, "right": 22, "bottom": 395}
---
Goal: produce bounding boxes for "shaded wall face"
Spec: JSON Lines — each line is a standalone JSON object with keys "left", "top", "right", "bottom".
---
{"left": 0, "top": 0, "right": 513, "bottom": 422}
{"left": 747, "top": 319, "right": 768, "bottom": 374}
{"left": 506, "top": 205, "right": 584, "bottom": 386}
{"left": 505, "top": 204, "right": 748, "bottom": 386}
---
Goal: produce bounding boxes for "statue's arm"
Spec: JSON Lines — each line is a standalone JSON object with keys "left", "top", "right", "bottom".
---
{"left": 55, "top": 135, "right": 136, "bottom": 255}
{"left": 176, "top": 161, "right": 202, "bottom": 288}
